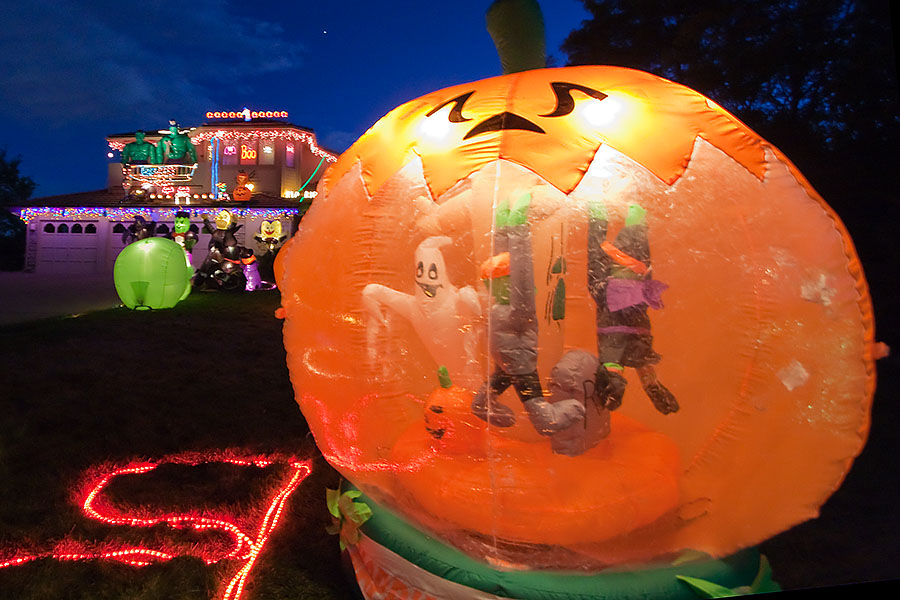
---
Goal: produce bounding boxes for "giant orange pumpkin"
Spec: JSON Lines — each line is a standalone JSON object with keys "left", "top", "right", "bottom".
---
{"left": 276, "top": 64, "right": 875, "bottom": 568}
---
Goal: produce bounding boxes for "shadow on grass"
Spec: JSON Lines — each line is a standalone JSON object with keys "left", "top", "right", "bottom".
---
{"left": 0, "top": 290, "right": 351, "bottom": 599}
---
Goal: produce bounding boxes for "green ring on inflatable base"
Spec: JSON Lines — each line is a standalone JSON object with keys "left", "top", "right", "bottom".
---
{"left": 352, "top": 485, "right": 772, "bottom": 600}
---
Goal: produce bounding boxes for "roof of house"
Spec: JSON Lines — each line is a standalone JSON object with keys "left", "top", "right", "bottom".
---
{"left": 15, "top": 189, "right": 304, "bottom": 209}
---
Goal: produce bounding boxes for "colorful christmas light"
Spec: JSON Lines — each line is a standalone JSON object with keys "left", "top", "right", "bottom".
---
{"left": 190, "top": 129, "right": 338, "bottom": 163}
{"left": 0, "top": 450, "right": 312, "bottom": 600}
{"left": 16, "top": 207, "right": 301, "bottom": 224}
{"left": 125, "top": 164, "right": 198, "bottom": 184}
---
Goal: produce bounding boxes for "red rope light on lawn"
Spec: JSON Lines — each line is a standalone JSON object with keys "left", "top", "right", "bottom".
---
{"left": 0, "top": 450, "right": 312, "bottom": 600}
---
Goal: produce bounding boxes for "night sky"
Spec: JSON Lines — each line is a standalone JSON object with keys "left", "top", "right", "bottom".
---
{"left": 1, "top": 0, "right": 588, "bottom": 198}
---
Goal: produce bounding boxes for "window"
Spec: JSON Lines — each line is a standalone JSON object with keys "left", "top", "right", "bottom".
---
{"left": 259, "top": 142, "right": 275, "bottom": 165}
{"left": 85, "top": 224, "right": 97, "bottom": 234}
{"left": 71, "top": 223, "right": 83, "bottom": 234}
{"left": 57, "top": 223, "right": 69, "bottom": 233}
{"left": 43, "top": 223, "right": 55, "bottom": 233}
{"left": 285, "top": 143, "right": 295, "bottom": 168}
{"left": 223, "top": 144, "right": 238, "bottom": 165}
{"left": 113, "top": 223, "right": 127, "bottom": 233}
{"left": 156, "top": 224, "right": 170, "bottom": 234}
{"left": 240, "top": 142, "right": 257, "bottom": 165}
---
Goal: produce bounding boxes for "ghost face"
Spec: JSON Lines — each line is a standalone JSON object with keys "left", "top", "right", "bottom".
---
{"left": 414, "top": 243, "right": 450, "bottom": 299}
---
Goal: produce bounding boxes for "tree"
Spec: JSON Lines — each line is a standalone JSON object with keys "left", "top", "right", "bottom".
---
{"left": 0, "top": 149, "right": 34, "bottom": 270}
{"left": 0, "top": 149, "right": 36, "bottom": 206}
{"left": 562, "top": 0, "right": 900, "bottom": 367}
{"left": 562, "top": 1, "right": 899, "bottom": 205}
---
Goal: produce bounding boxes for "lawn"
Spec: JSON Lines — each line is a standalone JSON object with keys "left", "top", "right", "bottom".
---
{"left": 0, "top": 290, "right": 352, "bottom": 600}
{"left": 1, "top": 285, "right": 898, "bottom": 598}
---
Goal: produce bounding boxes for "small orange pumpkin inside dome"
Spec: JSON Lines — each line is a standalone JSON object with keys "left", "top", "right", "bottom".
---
{"left": 276, "top": 3, "right": 875, "bottom": 571}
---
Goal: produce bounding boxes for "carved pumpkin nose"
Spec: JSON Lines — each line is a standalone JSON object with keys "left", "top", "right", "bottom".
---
{"left": 464, "top": 111, "right": 545, "bottom": 140}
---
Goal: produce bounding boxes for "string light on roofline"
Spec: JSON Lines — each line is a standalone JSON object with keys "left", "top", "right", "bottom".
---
{"left": 108, "top": 124, "right": 337, "bottom": 163}
{"left": 190, "top": 129, "right": 338, "bottom": 162}
{"left": 0, "top": 450, "right": 313, "bottom": 600}
{"left": 16, "top": 207, "right": 301, "bottom": 223}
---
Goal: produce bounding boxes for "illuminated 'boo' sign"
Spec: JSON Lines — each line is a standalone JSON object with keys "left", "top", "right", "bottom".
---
{"left": 207, "top": 110, "right": 289, "bottom": 120}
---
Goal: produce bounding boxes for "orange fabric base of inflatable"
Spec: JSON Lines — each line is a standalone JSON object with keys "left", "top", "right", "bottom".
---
{"left": 390, "top": 413, "right": 681, "bottom": 547}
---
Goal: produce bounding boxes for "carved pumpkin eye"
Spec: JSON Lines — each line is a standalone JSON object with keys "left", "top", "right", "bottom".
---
{"left": 424, "top": 82, "right": 610, "bottom": 142}
{"left": 540, "top": 82, "right": 608, "bottom": 117}
{"left": 425, "top": 92, "right": 474, "bottom": 122}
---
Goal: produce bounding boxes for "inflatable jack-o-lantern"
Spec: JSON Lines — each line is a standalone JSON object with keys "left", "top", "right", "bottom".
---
{"left": 277, "top": 0, "right": 875, "bottom": 593}
{"left": 233, "top": 170, "right": 253, "bottom": 201}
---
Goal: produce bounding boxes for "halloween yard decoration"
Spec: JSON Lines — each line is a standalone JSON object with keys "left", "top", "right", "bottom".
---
{"left": 233, "top": 170, "right": 254, "bottom": 202}
{"left": 114, "top": 237, "right": 192, "bottom": 309}
{"left": 195, "top": 209, "right": 249, "bottom": 291}
{"left": 121, "top": 215, "right": 156, "bottom": 245}
{"left": 254, "top": 220, "right": 288, "bottom": 285}
{"left": 121, "top": 130, "right": 156, "bottom": 165}
{"left": 275, "top": 0, "right": 876, "bottom": 597}
{"left": 254, "top": 220, "right": 287, "bottom": 254}
{"left": 157, "top": 121, "right": 197, "bottom": 164}
{"left": 167, "top": 210, "right": 198, "bottom": 266}
{"left": 362, "top": 235, "right": 482, "bottom": 387}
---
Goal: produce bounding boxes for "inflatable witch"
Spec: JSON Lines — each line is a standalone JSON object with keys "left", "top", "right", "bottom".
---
{"left": 194, "top": 209, "right": 247, "bottom": 291}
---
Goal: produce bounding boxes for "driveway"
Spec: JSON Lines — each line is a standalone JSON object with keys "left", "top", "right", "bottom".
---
{"left": 0, "top": 271, "right": 121, "bottom": 326}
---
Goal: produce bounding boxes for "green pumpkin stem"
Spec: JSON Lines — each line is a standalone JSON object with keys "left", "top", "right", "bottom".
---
{"left": 486, "top": 0, "right": 547, "bottom": 74}
{"left": 437, "top": 366, "right": 453, "bottom": 389}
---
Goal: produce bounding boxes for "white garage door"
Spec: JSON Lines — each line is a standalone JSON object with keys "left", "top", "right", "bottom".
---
{"left": 38, "top": 221, "right": 101, "bottom": 275}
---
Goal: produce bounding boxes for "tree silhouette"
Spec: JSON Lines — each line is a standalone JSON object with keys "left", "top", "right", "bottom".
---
{"left": 0, "top": 149, "right": 34, "bottom": 270}
{"left": 0, "top": 149, "right": 36, "bottom": 207}
{"left": 562, "top": 1, "right": 899, "bottom": 206}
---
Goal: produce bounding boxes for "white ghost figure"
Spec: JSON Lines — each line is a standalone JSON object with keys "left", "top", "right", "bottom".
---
{"left": 362, "top": 236, "right": 482, "bottom": 388}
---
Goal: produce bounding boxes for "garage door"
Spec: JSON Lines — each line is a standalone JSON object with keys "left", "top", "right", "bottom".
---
{"left": 38, "top": 221, "right": 101, "bottom": 275}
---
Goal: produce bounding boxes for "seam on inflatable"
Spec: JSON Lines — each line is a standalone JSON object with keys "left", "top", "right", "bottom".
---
{"left": 765, "top": 144, "right": 876, "bottom": 502}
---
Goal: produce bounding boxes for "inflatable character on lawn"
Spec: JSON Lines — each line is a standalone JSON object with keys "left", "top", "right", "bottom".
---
{"left": 202, "top": 209, "right": 242, "bottom": 249}
{"left": 254, "top": 220, "right": 288, "bottom": 285}
{"left": 167, "top": 210, "right": 198, "bottom": 266}
{"left": 121, "top": 215, "right": 156, "bottom": 245}
{"left": 589, "top": 200, "right": 678, "bottom": 414}
{"left": 241, "top": 247, "right": 264, "bottom": 291}
{"left": 121, "top": 130, "right": 157, "bottom": 165}
{"left": 157, "top": 121, "right": 197, "bottom": 164}
{"left": 195, "top": 210, "right": 247, "bottom": 290}
{"left": 362, "top": 235, "right": 482, "bottom": 388}
{"left": 472, "top": 191, "right": 585, "bottom": 435}
{"left": 254, "top": 220, "right": 287, "bottom": 253}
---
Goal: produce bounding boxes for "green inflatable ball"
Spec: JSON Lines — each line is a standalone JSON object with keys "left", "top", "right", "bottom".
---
{"left": 114, "top": 237, "right": 192, "bottom": 310}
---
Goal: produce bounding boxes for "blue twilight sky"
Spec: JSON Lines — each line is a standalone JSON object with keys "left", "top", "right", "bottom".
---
{"left": 0, "top": 0, "right": 589, "bottom": 197}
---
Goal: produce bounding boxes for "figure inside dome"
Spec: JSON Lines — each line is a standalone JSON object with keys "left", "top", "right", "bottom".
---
{"left": 472, "top": 190, "right": 585, "bottom": 435}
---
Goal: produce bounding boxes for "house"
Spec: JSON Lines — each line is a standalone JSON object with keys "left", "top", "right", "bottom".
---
{"left": 12, "top": 111, "right": 337, "bottom": 274}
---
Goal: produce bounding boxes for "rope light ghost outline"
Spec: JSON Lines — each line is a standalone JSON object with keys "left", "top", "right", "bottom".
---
{"left": 0, "top": 451, "right": 313, "bottom": 600}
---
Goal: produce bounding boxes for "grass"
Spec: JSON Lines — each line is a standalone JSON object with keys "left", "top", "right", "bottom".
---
{"left": 0, "top": 291, "right": 352, "bottom": 600}
{"left": 1, "top": 284, "right": 898, "bottom": 598}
